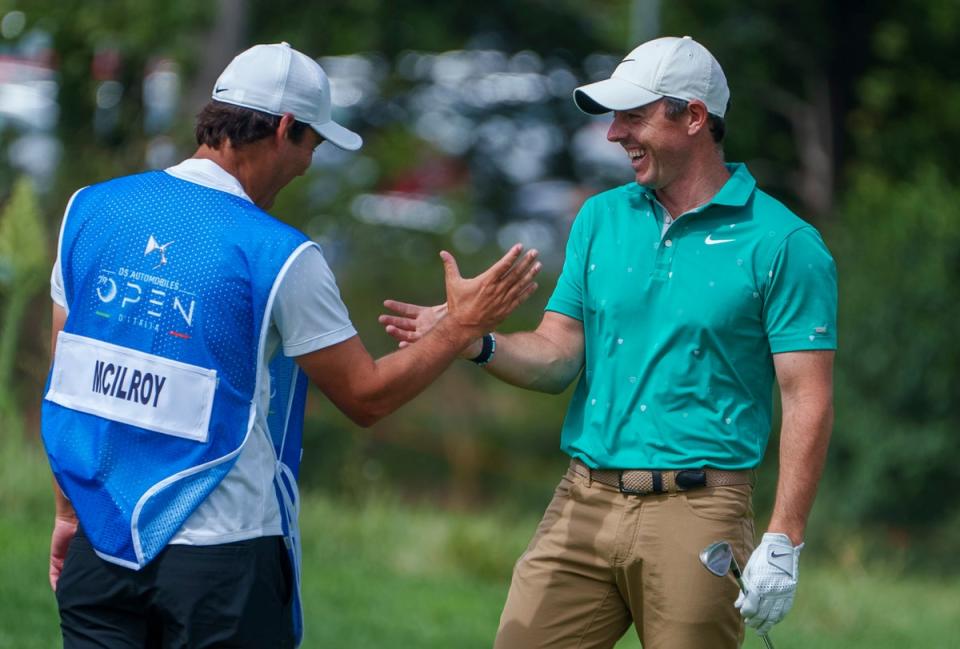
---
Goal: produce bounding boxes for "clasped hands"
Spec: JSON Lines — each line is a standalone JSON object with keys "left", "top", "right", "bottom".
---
{"left": 379, "top": 244, "right": 540, "bottom": 355}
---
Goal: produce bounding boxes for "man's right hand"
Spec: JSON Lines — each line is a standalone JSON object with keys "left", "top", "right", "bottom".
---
{"left": 440, "top": 245, "right": 540, "bottom": 338}
{"left": 49, "top": 514, "right": 78, "bottom": 591}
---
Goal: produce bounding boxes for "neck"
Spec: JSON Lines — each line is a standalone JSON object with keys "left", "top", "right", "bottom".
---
{"left": 192, "top": 142, "right": 278, "bottom": 209}
{"left": 654, "top": 150, "right": 730, "bottom": 217}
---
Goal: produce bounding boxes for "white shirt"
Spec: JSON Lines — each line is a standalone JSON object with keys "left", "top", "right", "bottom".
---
{"left": 50, "top": 159, "right": 357, "bottom": 545}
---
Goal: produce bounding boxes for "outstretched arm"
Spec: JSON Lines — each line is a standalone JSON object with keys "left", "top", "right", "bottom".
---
{"left": 297, "top": 245, "right": 541, "bottom": 426}
{"left": 477, "top": 312, "right": 584, "bottom": 394}
{"left": 381, "top": 300, "right": 585, "bottom": 394}
{"left": 49, "top": 303, "right": 78, "bottom": 591}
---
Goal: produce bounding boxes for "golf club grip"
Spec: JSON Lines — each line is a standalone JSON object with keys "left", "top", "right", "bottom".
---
{"left": 733, "top": 569, "right": 774, "bottom": 649}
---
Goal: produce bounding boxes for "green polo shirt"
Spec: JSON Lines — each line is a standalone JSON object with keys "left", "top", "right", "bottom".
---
{"left": 546, "top": 163, "right": 837, "bottom": 470}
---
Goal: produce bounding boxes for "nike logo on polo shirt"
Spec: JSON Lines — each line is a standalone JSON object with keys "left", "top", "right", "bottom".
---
{"left": 705, "top": 234, "right": 735, "bottom": 245}
{"left": 770, "top": 551, "right": 791, "bottom": 558}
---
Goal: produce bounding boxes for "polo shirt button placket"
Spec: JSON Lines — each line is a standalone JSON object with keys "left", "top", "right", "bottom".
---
{"left": 652, "top": 236, "right": 675, "bottom": 281}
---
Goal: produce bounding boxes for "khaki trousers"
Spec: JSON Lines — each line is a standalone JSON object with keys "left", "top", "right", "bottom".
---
{"left": 494, "top": 464, "right": 755, "bottom": 649}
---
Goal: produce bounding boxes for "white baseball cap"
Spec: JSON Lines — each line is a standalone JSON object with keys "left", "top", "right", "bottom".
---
{"left": 212, "top": 42, "right": 363, "bottom": 151}
{"left": 574, "top": 36, "right": 729, "bottom": 118}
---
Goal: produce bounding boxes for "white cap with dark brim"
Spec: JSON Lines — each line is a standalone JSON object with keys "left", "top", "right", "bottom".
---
{"left": 212, "top": 42, "right": 363, "bottom": 151}
{"left": 573, "top": 36, "right": 729, "bottom": 118}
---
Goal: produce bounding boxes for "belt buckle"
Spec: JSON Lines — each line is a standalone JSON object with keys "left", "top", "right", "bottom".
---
{"left": 675, "top": 469, "right": 707, "bottom": 490}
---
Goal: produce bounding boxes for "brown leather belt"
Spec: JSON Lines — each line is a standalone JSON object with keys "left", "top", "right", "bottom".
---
{"left": 571, "top": 458, "right": 753, "bottom": 495}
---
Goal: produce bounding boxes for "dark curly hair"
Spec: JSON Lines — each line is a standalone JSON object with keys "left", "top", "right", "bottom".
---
{"left": 195, "top": 101, "right": 311, "bottom": 149}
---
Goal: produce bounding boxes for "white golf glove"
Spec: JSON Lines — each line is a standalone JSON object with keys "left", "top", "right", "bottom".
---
{"left": 735, "top": 532, "right": 803, "bottom": 635}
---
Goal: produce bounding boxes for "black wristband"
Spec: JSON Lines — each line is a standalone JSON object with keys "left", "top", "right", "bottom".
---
{"left": 469, "top": 332, "right": 496, "bottom": 366}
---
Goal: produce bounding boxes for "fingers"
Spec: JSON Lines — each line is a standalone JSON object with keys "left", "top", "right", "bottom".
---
{"left": 745, "top": 602, "right": 770, "bottom": 631}
{"left": 511, "top": 281, "right": 539, "bottom": 309}
{"left": 518, "top": 255, "right": 542, "bottom": 287}
{"left": 49, "top": 559, "right": 61, "bottom": 591}
{"left": 439, "top": 250, "right": 462, "bottom": 283}
{"left": 503, "top": 256, "right": 542, "bottom": 305}
{"left": 759, "top": 598, "right": 790, "bottom": 634}
{"left": 481, "top": 243, "right": 524, "bottom": 279}
{"left": 384, "top": 324, "right": 421, "bottom": 343}
{"left": 378, "top": 314, "right": 419, "bottom": 332}
{"left": 382, "top": 299, "right": 424, "bottom": 318}
{"left": 737, "top": 589, "right": 760, "bottom": 619}
{"left": 499, "top": 248, "right": 540, "bottom": 281}
{"left": 741, "top": 594, "right": 787, "bottom": 633}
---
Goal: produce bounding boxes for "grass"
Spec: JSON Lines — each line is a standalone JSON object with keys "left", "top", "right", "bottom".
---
{"left": 2, "top": 437, "right": 959, "bottom": 648}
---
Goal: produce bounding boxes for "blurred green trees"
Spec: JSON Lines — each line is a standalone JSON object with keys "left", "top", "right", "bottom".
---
{"left": 816, "top": 0, "right": 960, "bottom": 562}
{"left": 0, "top": 178, "right": 46, "bottom": 429}
{"left": 2, "top": 0, "right": 960, "bottom": 567}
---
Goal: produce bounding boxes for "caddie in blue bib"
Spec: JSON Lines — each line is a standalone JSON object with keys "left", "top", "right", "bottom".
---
{"left": 42, "top": 170, "right": 312, "bottom": 639}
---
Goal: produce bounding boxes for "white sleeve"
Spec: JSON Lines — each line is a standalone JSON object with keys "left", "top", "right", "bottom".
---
{"left": 51, "top": 258, "right": 66, "bottom": 309}
{"left": 273, "top": 245, "right": 357, "bottom": 357}
{"left": 50, "top": 189, "right": 85, "bottom": 313}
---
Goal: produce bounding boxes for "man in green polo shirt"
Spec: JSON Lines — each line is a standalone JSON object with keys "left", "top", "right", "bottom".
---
{"left": 380, "top": 35, "right": 836, "bottom": 649}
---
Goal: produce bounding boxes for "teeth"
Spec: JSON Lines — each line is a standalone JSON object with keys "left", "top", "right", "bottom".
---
{"left": 627, "top": 148, "right": 645, "bottom": 160}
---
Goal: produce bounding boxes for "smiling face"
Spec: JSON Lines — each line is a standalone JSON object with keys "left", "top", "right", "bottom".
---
{"left": 606, "top": 99, "right": 693, "bottom": 191}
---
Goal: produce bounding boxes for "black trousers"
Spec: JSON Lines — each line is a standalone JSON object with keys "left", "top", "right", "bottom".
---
{"left": 56, "top": 528, "right": 295, "bottom": 649}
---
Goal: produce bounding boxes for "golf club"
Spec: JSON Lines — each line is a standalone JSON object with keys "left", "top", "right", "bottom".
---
{"left": 699, "top": 541, "right": 775, "bottom": 649}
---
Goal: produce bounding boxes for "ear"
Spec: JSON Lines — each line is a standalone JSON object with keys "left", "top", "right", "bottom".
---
{"left": 277, "top": 113, "right": 297, "bottom": 141}
{"left": 686, "top": 100, "right": 710, "bottom": 136}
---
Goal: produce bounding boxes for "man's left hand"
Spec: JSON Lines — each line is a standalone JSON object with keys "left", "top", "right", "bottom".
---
{"left": 735, "top": 532, "right": 803, "bottom": 634}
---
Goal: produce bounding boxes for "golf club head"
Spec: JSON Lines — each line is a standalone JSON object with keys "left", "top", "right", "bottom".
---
{"left": 699, "top": 541, "right": 734, "bottom": 577}
{"left": 700, "top": 542, "right": 775, "bottom": 648}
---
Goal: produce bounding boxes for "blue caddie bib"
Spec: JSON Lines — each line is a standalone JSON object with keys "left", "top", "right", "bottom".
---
{"left": 42, "top": 170, "right": 313, "bottom": 644}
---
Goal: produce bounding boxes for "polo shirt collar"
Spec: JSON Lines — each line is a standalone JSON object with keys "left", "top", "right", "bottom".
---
{"left": 631, "top": 162, "right": 756, "bottom": 210}
{"left": 710, "top": 163, "right": 756, "bottom": 207}
{"left": 164, "top": 158, "right": 253, "bottom": 204}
